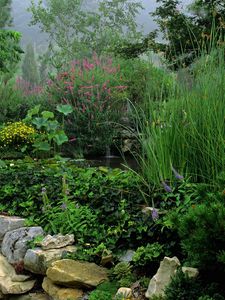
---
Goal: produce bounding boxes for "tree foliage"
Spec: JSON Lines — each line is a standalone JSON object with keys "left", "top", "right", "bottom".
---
{"left": 0, "top": 0, "right": 12, "bottom": 28}
{"left": 115, "top": 0, "right": 225, "bottom": 67}
{"left": 22, "top": 43, "right": 39, "bottom": 85}
{"left": 0, "top": 30, "right": 23, "bottom": 74}
{"left": 29, "top": 0, "right": 143, "bottom": 61}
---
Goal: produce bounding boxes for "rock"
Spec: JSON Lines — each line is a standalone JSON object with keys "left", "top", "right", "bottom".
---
{"left": 0, "top": 254, "right": 35, "bottom": 295}
{"left": 116, "top": 287, "right": 132, "bottom": 299}
{"left": 1, "top": 227, "right": 44, "bottom": 264}
{"left": 8, "top": 293, "right": 50, "bottom": 300}
{"left": 39, "top": 234, "right": 74, "bottom": 250}
{"left": 24, "top": 246, "right": 77, "bottom": 275}
{"left": 145, "top": 256, "right": 181, "bottom": 299}
{"left": 182, "top": 267, "right": 199, "bottom": 278}
{"left": 42, "top": 277, "right": 83, "bottom": 300}
{"left": 47, "top": 259, "right": 108, "bottom": 289}
{"left": 0, "top": 215, "right": 25, "bottom": 241}
{"left": 119, "top": 250, "right": 135, "bottom": 263}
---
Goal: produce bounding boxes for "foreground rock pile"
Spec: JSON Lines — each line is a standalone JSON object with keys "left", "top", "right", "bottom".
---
{"left": 0, "top": 215, "right": 198, "bottom": 300}
{"left": 0, "top": 215, "right": 108, "bottom": 300}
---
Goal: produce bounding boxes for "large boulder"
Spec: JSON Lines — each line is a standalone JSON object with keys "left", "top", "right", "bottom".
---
{"left": 42, "top": 277, "right": 83, "bottom": 300}
{"left": 39, "top": 234, "right": 74, "bottom": 250}
{"left": 0, "top": 254, "right": 35, "bottom": 295}
{"left": 46, "top": 259, "right": 108, "bottom": 289}
{"left": 24, "top": 246, "right": 77, "bottom": 275}
{"left": 1, "top": 227, "right": 44, "bottom": 264}
{"left": 145, "top": 256, "right": 181, "bottom": 299}
{"left": 0, "top": 215, "right": 25, "bottom": 241}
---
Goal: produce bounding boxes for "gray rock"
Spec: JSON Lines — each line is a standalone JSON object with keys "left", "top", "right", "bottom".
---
{"left": 0, "top": 215, "right": 25, "bottom": 241}
{"left": 119, "top": 250, "right": 135, "bottom": 263}
{"left": 24, "top": 246, "right": 77, "bottom": 275}
{"left": 1, "top": 227, "right": 44, "bottom": 264}
{"left": 0, "top": 254, "right": 35, "bottom": 295}
{"left": 145, "top": 256, "right": 181, "bottom": 299}
{"left": 40, "top": 234, "right": 74, "bottom": 250}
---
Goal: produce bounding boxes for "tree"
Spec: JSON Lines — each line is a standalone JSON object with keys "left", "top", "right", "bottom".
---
{"left": 115, "top": 0, "right": 225, "bottom": 67}
{"left": 29, "top": 0, "right": 143, "bottom": 62}
{"left": 0, "top": 0, "right": 12, "bottom": 28}
{"left": 22, "top": 43, "right": 39, "bottom": 85}
{"left": 0, "top": 30, "right": 23, "bottom": 74}
{"left": 152, "top": 0, "right": 225, "bottom": 68}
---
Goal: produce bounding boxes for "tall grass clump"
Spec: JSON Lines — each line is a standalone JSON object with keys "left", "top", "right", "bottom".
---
{"left": 137, "top": 45, "right": 225, "bottom": 187}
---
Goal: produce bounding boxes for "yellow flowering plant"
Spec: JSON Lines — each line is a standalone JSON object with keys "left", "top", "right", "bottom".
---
{"left": 0, "top": 121, "right": 36, "bottom": 151}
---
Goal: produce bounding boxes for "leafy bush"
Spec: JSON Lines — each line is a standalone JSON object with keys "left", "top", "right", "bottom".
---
{"left": 132, "top": 242, "right": 164, "bottom": 267}
{"left": 46, "top": 55, "right": 128, "bottom": 155}
{"left": 0, "top": 159, "right": 153, "bottom": 251}
{"left": 177, "top": 198, "right": 225, "bottom": 273}
{"left": 164, "top": 269, "right": 203, "bottom": 300}
{"left": 88, "top": 290, "right": 112, "bottom": 300}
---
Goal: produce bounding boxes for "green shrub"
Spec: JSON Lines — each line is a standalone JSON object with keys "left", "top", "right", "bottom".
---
{"left": 177, "top": 199, "right": 225, "bottom": 272}
{"left": 132, "top": 242, "right": 164, "bottom": 267}
{"left": 164, "top": 269, "right": 203, "bottom": 300}
{"left": 0, "top": 159, "right": 153, "bottom": 251}
{"left": 89, "top": 289, "right": 112, "bottom": 300}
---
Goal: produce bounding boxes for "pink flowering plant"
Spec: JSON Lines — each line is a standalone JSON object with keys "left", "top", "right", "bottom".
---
{"left": 47, "top": 55, "right": 128, "bottom": 154}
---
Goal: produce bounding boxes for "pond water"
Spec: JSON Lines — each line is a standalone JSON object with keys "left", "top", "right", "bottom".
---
{"left": 85, "top": 155, "right": 138, "bottom": 170}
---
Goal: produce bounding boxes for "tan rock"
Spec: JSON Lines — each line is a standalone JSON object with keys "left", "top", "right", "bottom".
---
{"left": 40, "top": 234, "right": 74, "bottom": 250}
{"left": 24, "top": 246, "right": 77, "bottom": 275}
{"left": 182, "top": 267, "right": 199, "bottom": 278}
{"left": 8, "top": 293, "right": 50, "bottom": 300}
{"left": 47, "top": 259, "right": 108, "bottom": 289}
{"left": 116, "top": 287, "right": 132, "bottom": 299}
{"left": 0, "top": 254, "right": 35, "bottom": 295}
{"left": 145, "top": 256, "right": 181, "bottom": 299}
{"left": 42, "top": 277, "right": 83, "bottom": 300}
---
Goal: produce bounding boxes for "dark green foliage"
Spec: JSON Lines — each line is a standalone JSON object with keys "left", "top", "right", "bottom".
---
{"left": 132, "top": 242, "right": 164, "bottom": 267}
{"left": 164, "top": 269, "right": 203, "bottom": 300}
{"left": 0, "top": 30, "right": 23, "bottom": 73}
{"left": 177, "top": 199, "right": 225, "bottom": 272}
{"left": 0, "top": 0, "right": 12, "bottom": 28}
{"left": 0, "top": 159, "right": 153, "bottom": 251}
{"left": 88, "top": 290, "right": 112, "bottom": 300}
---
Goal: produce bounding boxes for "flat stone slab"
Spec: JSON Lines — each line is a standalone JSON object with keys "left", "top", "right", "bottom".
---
{"left": 24, "top": 246, "right": 77, "bottom": 275}
{"left": 39, "top": 234, "right": 74, "bottom": 250}
{"left": 47, "top": 259, "right": 108, "bottom": 289}
{"left": 42, "top": 277, "right": 83, "bottom": 300}
{"left": 0, "top": 254, "right": 35, "bottom": 295}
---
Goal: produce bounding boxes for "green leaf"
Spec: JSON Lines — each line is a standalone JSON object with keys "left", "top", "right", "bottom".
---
{"left": 56, "top": 104, "right": 73, "bottom": 116}
{"left": 0, "top": 160, "right": 7, "bottom": 168}
{"left": 46, "top": 120, "right": 59, "bottom": 132}
{"left": 33, "top": 141, "right": 51, "bottom": 151}
{"left": 41, "top": 111, "right": 54, "bottom": 119}
{"left": 32, "top": 117, "right": 48, "bottom": 129}
{"left": 27, "top": 105, "right": 41, "bottom": 118}
{"left": 53, "top": 131, "right": 69, "bottom": 145}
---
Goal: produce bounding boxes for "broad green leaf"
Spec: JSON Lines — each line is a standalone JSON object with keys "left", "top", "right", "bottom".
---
{"left": 27, "top": 105, "right": 41, "bottom": 118}
{"left": 33, "top": 141, "right": 51, "bottom": 151}
{"left": 53, "top": 131, "right": 69, "bottom": 145}
{"left": 32, "top": 117, "right": 48, "bottom": 129}
{"left": 41, "top": 111, "right": 54, "bottom": 119}
{"left": 46, "top": 120, "right": 59, "bottom": 132}
{"left": 56, "top": 104, "right": 73, "bottom": 116}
